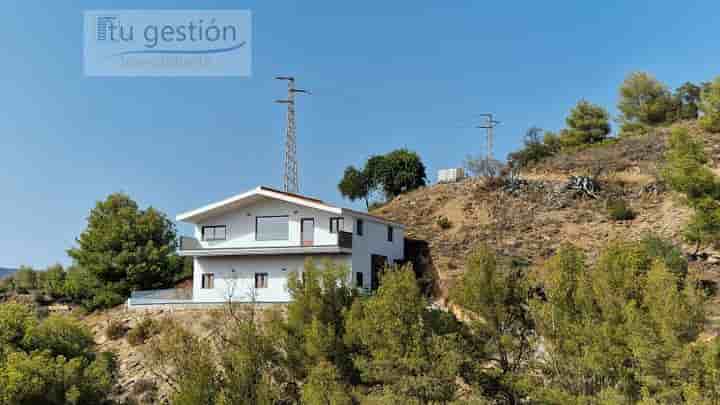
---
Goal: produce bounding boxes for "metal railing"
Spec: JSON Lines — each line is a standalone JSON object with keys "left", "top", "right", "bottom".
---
{"left": 178, "top": 231, "right": 353, "bottom": 251}
{"left": 128, "top": 288, "right": 193, "bottom": 306}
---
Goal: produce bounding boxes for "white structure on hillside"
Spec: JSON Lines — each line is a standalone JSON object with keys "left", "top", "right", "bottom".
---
{"left": 438, "top": 168, "right": 465, "bottom": 183}
{"left": 172, "top": 186, "right": 405, "bottom": 303}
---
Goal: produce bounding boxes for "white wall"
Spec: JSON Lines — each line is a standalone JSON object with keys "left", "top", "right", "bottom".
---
{"left": 193, "top": 198, "right": 348, "bottom": 249}
{"left": 193, "top": 254, "right": 352, "bottom": 302}
{"left": 348, "top": 216, "right": 405, "bottom": 289}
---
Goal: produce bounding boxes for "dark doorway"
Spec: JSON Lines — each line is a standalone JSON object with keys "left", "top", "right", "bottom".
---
{"left": 371, "top": 254, "right": 387, "bottom": 291}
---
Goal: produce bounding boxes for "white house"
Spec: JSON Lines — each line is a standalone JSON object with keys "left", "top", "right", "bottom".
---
{"left": 175, "top": 186, "right": 405, "bottom": 303}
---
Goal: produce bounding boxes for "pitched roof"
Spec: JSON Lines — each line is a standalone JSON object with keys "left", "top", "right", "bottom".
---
{"left": 176, "top": 186, "right": 405, "bottom": 228}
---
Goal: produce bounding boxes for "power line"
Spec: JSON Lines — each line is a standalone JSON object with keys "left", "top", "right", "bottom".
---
{"left": 275, "top": 76, "right": 310, "bottom": 194}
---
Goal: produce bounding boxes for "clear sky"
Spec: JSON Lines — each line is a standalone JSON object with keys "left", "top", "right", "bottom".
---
{"left": 2, "top": 1, "right": 718, "bottom": 268}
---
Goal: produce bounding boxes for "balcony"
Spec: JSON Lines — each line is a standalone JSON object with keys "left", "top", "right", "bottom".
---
{"left": 178, "top": 231, "right": 352, "bottom": 257}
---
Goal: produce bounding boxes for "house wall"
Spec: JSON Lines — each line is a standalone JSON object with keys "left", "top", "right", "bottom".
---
{"left": 194, "top": 198, "right": 350, "bottom": 249}
{"left": 347, "top": 216, "right": 405, "bottom": 289}
{"left": 193, "top": 254, "right": 352, "bottom": 302}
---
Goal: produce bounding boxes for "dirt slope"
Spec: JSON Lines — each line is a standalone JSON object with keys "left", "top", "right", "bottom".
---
{"left": 372, "top": 122, "right": 720, "bottom": 305}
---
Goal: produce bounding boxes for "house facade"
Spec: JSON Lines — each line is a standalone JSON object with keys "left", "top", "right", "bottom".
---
{"left": 176, "top": 186, "right": 405, "bottom": 303}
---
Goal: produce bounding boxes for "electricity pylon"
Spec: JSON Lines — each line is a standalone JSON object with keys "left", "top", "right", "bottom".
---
{"left": 275, "top": 76, "right": 310, "bottom": 193}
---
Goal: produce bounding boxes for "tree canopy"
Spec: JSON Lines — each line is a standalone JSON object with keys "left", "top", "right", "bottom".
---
{"left": 67, "top": 193, "right": 181, "bottom": 295}
{"left": 338, "top": 149, "right": 427, "bottom": 204}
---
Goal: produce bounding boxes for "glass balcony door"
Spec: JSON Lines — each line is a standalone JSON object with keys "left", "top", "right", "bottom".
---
{"left": 301, "top": 218, "right": 314, "bottom": 246}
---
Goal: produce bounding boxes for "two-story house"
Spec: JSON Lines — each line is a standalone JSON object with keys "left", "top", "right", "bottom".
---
{"left": 176, "top": 186, "right": 405, "bottom": 303}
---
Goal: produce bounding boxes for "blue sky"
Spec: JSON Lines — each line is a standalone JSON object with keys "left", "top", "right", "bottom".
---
{"left": 2, "top": 1, "right": 718, "bottom": 268}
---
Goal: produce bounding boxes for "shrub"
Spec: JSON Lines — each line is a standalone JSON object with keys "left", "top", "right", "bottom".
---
{"left": 607, "top": 198, "right": 636, "bottom": 221}
{"left": 0, "top": 303, "right": 38, "bottom": 347}
{"left": 700, "top": 77, "right": 720, "bottom": 133}
{"left": 42, "top": 264, "right": 66, "bottom": 298}
{"left": 84, "top": 288, "right": 124, "bottom": 312}
{"left": 508, "top": 127, "right": 556, "bottom": 168}
{"left": 13, "top": 266, "right": 37, "bottom": 293}
{"left": 127, "top": 318, "right": 159, "bottom": 346}
{"left": 105, "top": 320, "right": 126, "bottom": 340}
{"left": 436, "top": 216, "right": 453, "bottom": 230}
{"left": 22, "top": 315, "right": 95, "bottom": 359}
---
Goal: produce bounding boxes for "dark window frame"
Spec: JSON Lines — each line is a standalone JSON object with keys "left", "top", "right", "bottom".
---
{"left": 356, "top": 219, "right": 364, "bottom": 236}
{"left": 301, "top": 218, "right": 315, "bottom": 245}
{"left": 329, "top": 217, "right": 344, "bottom": 234}
{"left": 202, "top": 225, "right": 227, "bottom": 241}
{"left": 255, "top": 272, "right": 269, "bottom": 289}
{"left": 387, "top": 225, "right": 394, "bottom": 242}
{"left": 201, "top": 273, "right": 215, "bottom": 289}
{"left": 255, "top": 215, "right": 289, "bottom": 241}
{"left": 356, "top": 272, "right": 364, "bottom": 288}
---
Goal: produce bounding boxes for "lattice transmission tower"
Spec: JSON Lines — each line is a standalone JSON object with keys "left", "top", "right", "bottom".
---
{"left": 275, "top": 76, "right": 310, "bottom": 193}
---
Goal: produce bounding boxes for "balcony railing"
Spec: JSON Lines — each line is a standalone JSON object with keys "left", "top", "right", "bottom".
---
{"left": 179, "top": 231, "right": 353, "bottom": 251}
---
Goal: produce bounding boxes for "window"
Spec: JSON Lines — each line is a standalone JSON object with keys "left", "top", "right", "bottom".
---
{"left": 356, "top": 272, "right": 364, "bottom": 288}
{"left": 256, "top": 216, "right": 289, "bottom": 241}
{"left": 201, "top": 273, "right": 214, "bottom": 289}
{"left": 202, "top": 225, "right": 227, "bottom": 241}
{"left": 330, "top": 217, "right": 344, "bottom": 234}
{"left": 356, "top": 219, "right": 364, "bottom": 236}
{"left": 387, "top": 225, "right": 394, "bottom": 242}
{"left": 255, "top": 273, "right": 268, "bottom": 289}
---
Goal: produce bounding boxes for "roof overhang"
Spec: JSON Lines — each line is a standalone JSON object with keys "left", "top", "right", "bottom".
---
{"left": 176, "top": 185, "right": 405, "bottom": 228}
{"left": 341, "top": 208, "right": 406, "bottom": 229}
{"left": 176, "top": 186, "right": 341, "bottom": 223}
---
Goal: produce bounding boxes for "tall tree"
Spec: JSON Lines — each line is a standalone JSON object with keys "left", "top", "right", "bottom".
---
{"left": 561, "top": 100, "right": 611, "bottom": 147}
{"left": 618, "top": 72, "right": 674, "bottom": 133}
{"left": 338, "top": 149, "right": 427, "bottom": 204}
{"left": 68, "top": 193, "right": 181, "bottom": 295}
{"left": 663, "top": 127, "right": 720, "bottom": 253}
{"left": 376, "top": 149, "right": 427, "bottom": 199}
{"left": 451, "top": 245, "right": 535, "bottom": 404}
{"left": 344, "top": 266, "right": 462, "bottom": 404}
{"left": 530, "top": 240, "right": 705, "bottom": 402}
{"left": 672, "top": 81, "right": 702, "bottom": 121}
{"left": 337, "top": 166, "right": 371, "bottom": 209}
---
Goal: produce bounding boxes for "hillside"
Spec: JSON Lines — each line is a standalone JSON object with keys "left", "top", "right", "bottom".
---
{"left": 27, "top": 121, "right": 720, "bottom": 404}
{"left": 372, "top": 121, "right": 720, "bottom": 324}
{"left": 0, "top": 267, "right": 17, "bottom": 279}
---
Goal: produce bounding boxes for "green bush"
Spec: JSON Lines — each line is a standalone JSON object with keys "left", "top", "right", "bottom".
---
{"left": 0, "top": 305, "right": 117, "bottom": 404}
{"left": 22, "top": 315, "right": 95, "bottom": 359}
{"left": 84, "top": 288, "right": 125, "bottom": 312}
{"left": 13, "top": 266, "right": 38, "bottom": 293}
{"left": 700, "top": 76, "right": 720, "bottom": 133}
{"left": 618, "top": 72, "right": 674, "bottom": 126}
{"left": 128, "top": 318, "right": 159, "bottom": 346}
{"left": 0, "top": 303, "right": 38, "bottom": 347}
{"left": 436, "top": 216, "right": 453, "bottom": 229}
{"left": 607, "top": 198, "right": 636, "bottom": 220}
{"left": 105, "top": 320, "right": 126, "bottom": 340}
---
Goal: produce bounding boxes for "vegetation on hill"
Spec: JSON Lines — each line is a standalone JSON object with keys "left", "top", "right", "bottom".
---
{"left": 7, "top": 71, "right": 720, "bottom": 404}
{"left": 0, "top": 303, "right": 117, "bottom": 404}
{"left": 1, "top": 193, "right": 185, "bottom": 312}
{"left": 338, "top": 148, "right": 427, "bottom": 207}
